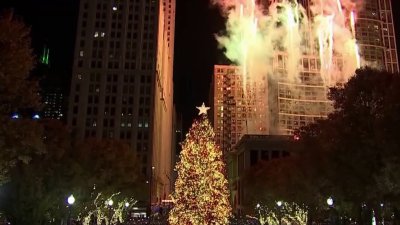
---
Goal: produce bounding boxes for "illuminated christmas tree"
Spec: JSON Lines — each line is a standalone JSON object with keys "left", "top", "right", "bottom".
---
{"left": 169, "top": 103, "right": 231, "bottom": 225}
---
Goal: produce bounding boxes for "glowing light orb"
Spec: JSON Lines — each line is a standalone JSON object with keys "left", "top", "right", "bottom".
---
{"left": 67, "top": 194, "right": 75, "bottom": 205}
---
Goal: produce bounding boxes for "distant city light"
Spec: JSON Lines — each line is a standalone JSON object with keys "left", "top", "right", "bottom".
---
{"left": 11, "top": 113, "right": 19, "bottom": 119}
{"left": 33, "top": 114, "right": 40, "bottom": 120}
{"left": 40, "top": 47, "right": 50, "bottom": 65}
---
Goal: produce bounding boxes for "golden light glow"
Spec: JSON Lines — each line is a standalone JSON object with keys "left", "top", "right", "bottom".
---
{"left": 169, "top": 115, "right": 231, "bottom": 225}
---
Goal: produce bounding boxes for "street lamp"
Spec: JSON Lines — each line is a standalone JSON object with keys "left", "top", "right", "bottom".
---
{"left": 66, "top": 194, "right": 75, "bottom": 225}
{"left": 107, "top": 199, "right": 114, "bottom": 221}
{"left": 276, "top": 201, "right": 283, "bottom": 225}
{"left": 67, "top": 194, "right": 75, "bottom": 205}
{"left": 108, "top": 199, "right": 114, "bottom": 206}
{"left": 327, "top": 197, "right": 337, "bottom": 225}
{"left": 327, "top": 197, "right": 334, "bottom": 207}
{"left": 148, "top": 166, "right": 155, "bottom": 219}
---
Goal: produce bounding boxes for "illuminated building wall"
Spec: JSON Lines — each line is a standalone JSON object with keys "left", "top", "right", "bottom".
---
{"left": 292, "top": 0, "right": 399, "bottom": 72}
{"left": 67, "top": 0, "right": 175, "bottom": 204}
{"left": 273, "top": 53, "right": 337, "bottom": 134}
{"left": 213, "top": 65, "right": 243, "bottom": 154}
{"left": 213, "top": 57, "right": 334, "bottom": 152}
{"left": 213, "top": 65, "right": 268, "bottom": 154}
{"left": 42, "top": 88, "right": 64, "bottom": 120}
{"left": 356, "top": 0, "right": 398, "bottom": 73}
{"left": 152, "top": 0, "right": 176, "bottom": 203}
{"left": 213, "top": 0, "right": 399, "bottom": 153}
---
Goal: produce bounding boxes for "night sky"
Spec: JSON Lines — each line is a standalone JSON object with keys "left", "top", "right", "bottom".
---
{"left": 0, "top": 0, "right": 400, "bottom": 132}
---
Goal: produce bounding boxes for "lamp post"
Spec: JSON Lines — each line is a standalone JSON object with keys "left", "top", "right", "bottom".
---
{"left": 276, "top": 201, "right": 283, "bottom": 225}
{"left": 67, "top": 194, "right": 75, "bottom": 225}
{"left": 380, "top": 203, "right": 385, "bottom": 225}
{"left": 148, "top": 166, "right": 155, "bottom": 220}
{"left": 327, "top": 197, "right": 337, "bottom": 225}
{"left": 256, "top": 203, "right": 266, "bottom": 225}
{"left": 256, "top": 203, "right": 261, "bottom": 219}
{"left": 107, "top": 199, "right": 114, "bottom": 222}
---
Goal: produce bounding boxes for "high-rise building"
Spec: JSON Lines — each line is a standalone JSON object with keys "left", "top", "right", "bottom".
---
{"left": 213, "top": 0, "right": 399, "bottom": 154}
{"left": 270, "top": 0, "right": 399, "bottom": 72}
{"left": 32, "top": 46, "right": 66, "bottom": 120}
{"left": 212, "top": 65, "right": 269, "bottom": 153}
{"left": 42, "top": 88, "right": 65, "bottom": 120}
{"left": 356, "top": 0, "right": 398, "bottom": 73}
{"left": 67, "top": 0, "right": 175, "bottom": 204}
{"left": 213, "top": 58, "right": 333, "bottom": 152}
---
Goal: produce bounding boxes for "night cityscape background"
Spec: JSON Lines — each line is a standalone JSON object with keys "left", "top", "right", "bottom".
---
{"left": 0, "top": 0, "right": 228, "bottom": 130}
{"left": 2, "top": 0, "right": 400, "bottom": 129}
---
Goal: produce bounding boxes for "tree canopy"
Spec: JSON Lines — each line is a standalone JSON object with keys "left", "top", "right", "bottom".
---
{"left": 0, "top": 10, "right": 40, "bottom": 114}
{"left": 243, "top": 68, "right": 400, "bottom": 223}
{"left": 0, "top": 120, "right": 144, "bottom": 225}
{"left": 0, "top": 10, "right": 43, "bottom": 184}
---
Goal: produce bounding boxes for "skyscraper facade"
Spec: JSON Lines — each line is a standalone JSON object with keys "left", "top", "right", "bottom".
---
{"left": 213, "top": 58, "right": 333, "bottom": 152}
{"left": 213, "top": 0, "right": 399, "bottom": 153}
{"left": 67, "top": 0, "right": 175, "bottom": 203}
{"left": 356, "top": 0, "right": 398, "bottom": 73}
{"left": 42, "top": 88, "right": 65, "bottom": 120}
{"left": 212, "top": 65, "right": 245, "bottom": 154}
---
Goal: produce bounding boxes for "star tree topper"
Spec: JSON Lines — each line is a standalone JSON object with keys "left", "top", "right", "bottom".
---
{"left": 196, "top": 102, "right": 210, "bottom": 115}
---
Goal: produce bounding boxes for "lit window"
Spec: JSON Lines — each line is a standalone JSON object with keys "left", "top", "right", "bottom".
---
{"left": 94, "top": 32, "right": 99, "bottom": 38}
{"left": 138, "top": 122, "right": 142, "bottom": 127}
{"left": 101, "top": 32, "right": 105, "bottom": 37}
{"left": 145, "top": 122, "right": 148, "bottom": 128}
{"left": 112, "top": 6, "right": 117, "bottom": 11}
{"left": 79, "top": 51, "right": 84, "bottom": 57}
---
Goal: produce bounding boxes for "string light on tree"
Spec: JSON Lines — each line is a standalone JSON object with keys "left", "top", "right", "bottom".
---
{"left": 169, "top": 104, "right": 231, "bottom": 225}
